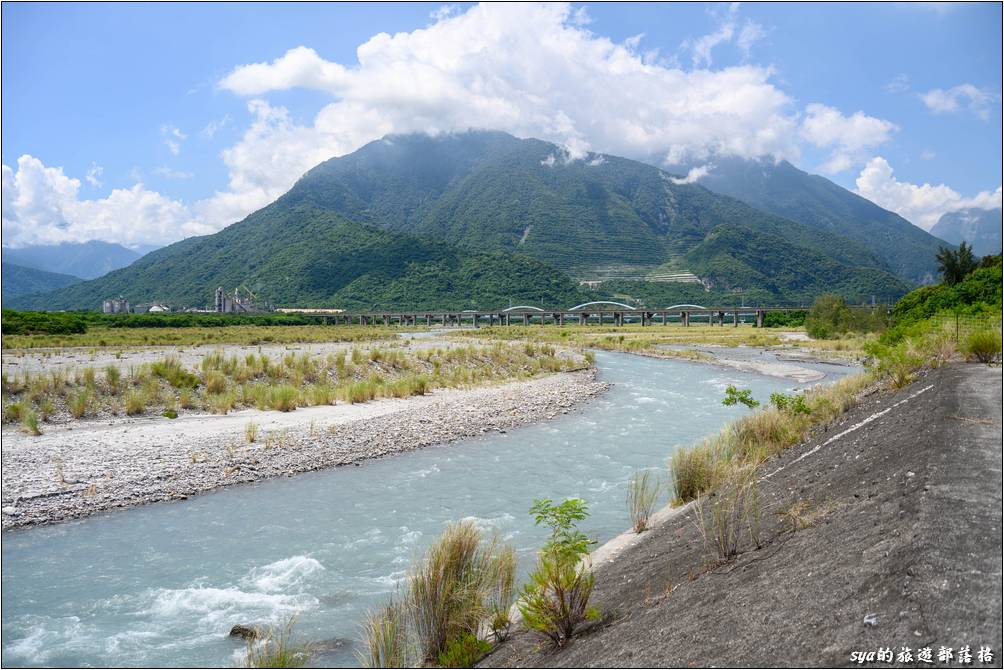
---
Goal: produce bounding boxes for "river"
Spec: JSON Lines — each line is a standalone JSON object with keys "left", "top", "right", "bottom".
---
{"left": 1, "top": 349, "right": 855, "bottom": 667}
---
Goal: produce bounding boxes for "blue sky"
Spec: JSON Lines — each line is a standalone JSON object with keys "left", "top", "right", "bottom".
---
{"left": 2, "top": 2, "right": 1001, "bottom": 248}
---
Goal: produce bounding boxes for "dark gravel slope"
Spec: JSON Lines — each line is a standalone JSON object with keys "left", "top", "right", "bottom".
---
{"left": 482, "top": 363, "right": 1002, "bottom": 668}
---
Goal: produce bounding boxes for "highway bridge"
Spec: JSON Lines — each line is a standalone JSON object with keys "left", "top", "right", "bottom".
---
{"left": 306, "top": 301, "right": 815, "bottom": 328}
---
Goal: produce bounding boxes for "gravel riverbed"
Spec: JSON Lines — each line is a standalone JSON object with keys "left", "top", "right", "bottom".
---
{"left": 1, "top": 370, "right": 607, "bottom": 531}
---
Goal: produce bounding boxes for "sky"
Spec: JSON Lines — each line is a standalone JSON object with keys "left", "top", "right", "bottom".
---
{"left": 2, "top": 1, "right": 1001, "bottom": 249}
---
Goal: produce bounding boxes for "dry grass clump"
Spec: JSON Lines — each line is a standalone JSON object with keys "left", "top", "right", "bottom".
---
{"left": 626, "top": 468, "right": 661, "bottom": 533}
{"left": 267, "top": 385, "right": 299, "bottom": 412}
{"left": 358, "top": 521, "right": 516, "bottom": 668}
{"left": 21, "top": 410, "right": 42, "bottom": 436}
{"left": 669, "top": 441, "right": 723, "bottom": 503}
{"left": 241, "top": 617, "right": 311, "bottom": 668}
{"left": 693, "top": 463, "right": 762, "bottom": 561}
{"left": 124, "top": 390, "right": 146, "bottom": 416}
{"left": 963, "top": 329, "right": 1002, "bottom": 365}
{"left": 357, "top": 601, "right": 413, "bottom": 668}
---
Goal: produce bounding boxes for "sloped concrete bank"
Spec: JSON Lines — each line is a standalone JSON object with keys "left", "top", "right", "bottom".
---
{"left": 482, "top": 363, "right": 1003, "bottom": 668}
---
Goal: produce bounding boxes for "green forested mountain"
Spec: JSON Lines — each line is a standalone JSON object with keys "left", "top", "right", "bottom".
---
{"left": 285, "top": 132, "right": 893, "bottom": 276}
{"left": 8, "top": 211, "right": 587, "bottom": 311}
{"left": 2, "top": 263, "right": 83, "bottom": 302}
{"left": 12, "top": 131, "right": 917, "bottom": 311}
{"left": 692, "top": 157, "right": 949, "bottom": 283}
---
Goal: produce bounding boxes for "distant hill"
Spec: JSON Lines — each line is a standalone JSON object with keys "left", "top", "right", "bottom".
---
{"left": 11, "top": 131, "right": 914, "bottom": 311}
{"left": 2, "top": 263, "right": 82, "bottom": 303}
{"left": 691, "top": 157, "right": 949, "bottom": 284}
{"left": 7, "top": 213, "right": 589, "bottom": 311}
{"left": 930, "top": 208, "right": 1002, "bottom": 257}
{"left": 3, "top": 241, "right": 142, "bottom": 280}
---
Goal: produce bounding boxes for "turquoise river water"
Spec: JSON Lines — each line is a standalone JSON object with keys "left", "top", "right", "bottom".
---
{"left": 1, "top": 349, "right": 854, "bottom": 667}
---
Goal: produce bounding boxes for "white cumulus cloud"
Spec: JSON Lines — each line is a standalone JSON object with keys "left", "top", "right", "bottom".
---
{"left": 800, "top": 103, "right": 898, "bottom": 174}
{"left": 920, "top": 83, "right": 994, "bottom": 119}
{"left": 218, "top": 2, "right": 803, "bottom": 176}
{"left": 2, "top": 155, "right": 212, "bottom": 247}
{"left": 855, "top": 156, "right": 1002, "bottom": 230}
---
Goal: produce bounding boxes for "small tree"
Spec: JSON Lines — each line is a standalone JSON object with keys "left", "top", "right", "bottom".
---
{"left": 518, "top": 498, "right": 599, "bottom": 646}
{"left": 936, "top": 242, "right": 978, "bottom": 285}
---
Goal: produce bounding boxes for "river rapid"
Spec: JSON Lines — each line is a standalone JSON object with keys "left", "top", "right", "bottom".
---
{"left": 1, "top": 349, "right": 855, "bottom": 667}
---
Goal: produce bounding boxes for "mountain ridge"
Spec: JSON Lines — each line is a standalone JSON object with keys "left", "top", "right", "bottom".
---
{"left": 9, "top": 131, "right": 918, "bottom": 311}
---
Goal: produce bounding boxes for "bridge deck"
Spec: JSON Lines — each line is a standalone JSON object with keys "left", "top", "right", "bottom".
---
{"left": 301, "top": 305, "right": 836, "bottom": 328}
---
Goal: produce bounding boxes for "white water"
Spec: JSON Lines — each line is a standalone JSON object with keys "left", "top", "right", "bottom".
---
{"left": 1, "top": 350, "right": 855, "bottom": 667}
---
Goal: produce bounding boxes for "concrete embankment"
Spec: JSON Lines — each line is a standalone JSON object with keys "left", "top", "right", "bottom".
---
{"left": 481, "top": 363, "right": 1003, "bottom": 667}
{"left": 1, "top": 369, "right": 607, "bottom": 530}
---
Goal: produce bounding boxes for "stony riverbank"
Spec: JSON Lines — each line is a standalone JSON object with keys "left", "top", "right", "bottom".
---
{"left": 1, "top": 370, "right": 607, "bottom": 531}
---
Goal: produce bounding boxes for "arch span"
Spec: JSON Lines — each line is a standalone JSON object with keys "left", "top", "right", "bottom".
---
{"left": 567, "top": 301, "right": 638, "bottom": 311}
{"left": 664, "top": 304, "right": 707, "bottom": 310}
{"left": 501, "top": 305, "right": 545, "bottom": 312}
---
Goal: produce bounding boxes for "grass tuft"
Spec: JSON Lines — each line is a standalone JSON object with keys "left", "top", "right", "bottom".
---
{"left": 627, "top": 468, "right": 661, "bottom": 533}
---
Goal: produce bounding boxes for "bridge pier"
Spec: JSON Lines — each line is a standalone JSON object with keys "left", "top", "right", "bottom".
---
{"left": 522, "top": 313, "right": 529, "bottom": 326}
{"left": 681, "top": 311, "right": 689, "bottom": 327}
{"left": 734, "top": 310, "right": 739, "bottom": 327}
{"left": 661, "top": 311, "right": 667, "bottom": 325}
{"left": 756, "top": 309, "right": 764, "bottom": 328}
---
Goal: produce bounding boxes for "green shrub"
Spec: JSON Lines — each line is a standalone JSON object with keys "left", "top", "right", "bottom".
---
{"left": 769, "top": 392, "right": 810, "bottom": 415}
{"left": 151, "top": 357, "right": 199, "bottom": 388}
{"left": 124, "top": 390, "right": 146, "bottom": 415}
{"left": 875, "top": 343, "right": 924, "bottom": 389}
{"left": 162, "top": 409, "right": 178, "bottom": 419}
{"left": 3, "top": 401, "right": 25, "bottom": 423}
{"left": 208, "top": 392, "right": 237, "bottom": 414}
{"left": 762, "top": 310, "right": 806, "bottom": 328}
{"left": 105, "top": 364, "right": 121, "bottom": 390}
{"left": 268, "top": 385, "right": 299, "bottom": 412}
{"left": 204, "top": 371, "right": 227, "bottom": 395}
{"left": 963, "top": 329, "right": 1002, "bottom": 365}
{"left": 38, "top": 397, "right": 55, "bottom": 421}
{"left": 627, "top": 469, "right": 661, "bottom": 533}
{"left": 436, "top": 632, "right": 490, "bottom": 669}
{"left": 21, "top": 410, "right": 42, "bottom": 436}
{"left": 69, "top": 390, "right": 90, "bottom": 418}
